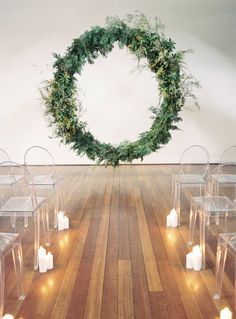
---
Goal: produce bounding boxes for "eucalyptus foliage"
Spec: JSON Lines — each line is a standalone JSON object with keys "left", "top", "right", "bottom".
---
{"left": 42, "top": 13, "right": 199, "bottom": 166}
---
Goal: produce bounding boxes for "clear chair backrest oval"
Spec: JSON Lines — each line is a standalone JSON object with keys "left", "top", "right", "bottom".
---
{"left": 179, "top": 145, "right": 210, "bottom": 179}
{"left": 24, "top": 146, "right": 56, "bottom": 185}
{"left": 219, "top": 145, "right": 236, "bottom": 164}
{"left": 214, "top": 162, "right": 236, "bottom": 200}
{"left": 0, "top": 147, "right": 11, "bottom": 163}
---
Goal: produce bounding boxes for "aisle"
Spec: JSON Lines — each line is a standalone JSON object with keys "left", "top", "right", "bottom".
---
{"left": 2, "top": 165, "right": 234, "bottom": 319}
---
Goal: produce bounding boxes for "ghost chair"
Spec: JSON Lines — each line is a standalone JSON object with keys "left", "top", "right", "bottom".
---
{"left": 0, "top": 161, "right": 50, "bottom": 270}
{"left": 24, "top": 146, "right": 65, "bottom": 229}
{"left": 188, "top": 193, "right": 236, "bottom": 269}
{"left": 172, "top": 145, "right": 210, "bottom": 225}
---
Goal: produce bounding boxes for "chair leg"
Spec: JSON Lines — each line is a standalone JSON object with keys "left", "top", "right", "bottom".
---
{"left": 188, "top": 200, "right": 198, "bottom": 245}
{"left": 199, "top": 208, "right": 206, "bottom": 269}
{"left": 176, "top": 183, "right": 181, "bottom": 226}
{"left": 59, "top": 183, "right": 66, "bottom": 211}
{"left": 213, "top": 238, "right": 227, "bottom": 300}
{"left": 0, "top": 256, "right": 4, "bottom": 319}
{"left": 235, "top": 257, "right": 236, "bottom": 312}
{"left": 41, "top": 204, "right": 50, "bottom": 247}
{"left": 33, "top": 213, "right": 40, "bottom": 270}
{"left": 12, "top": 242, "right": 25, "bottom": 300}
{"left": 54, "top": 187, "right": 59, "bottom": 229}
{"left": 11, "top": 214, "right": 16, "bottom": 229}
{"left": 24, "top": 216, "right": 29, "bottom": 228}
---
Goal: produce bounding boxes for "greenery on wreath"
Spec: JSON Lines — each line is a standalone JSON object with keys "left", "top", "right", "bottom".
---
{"left": 41, "top": 12, "right": 199, "bottom": 166}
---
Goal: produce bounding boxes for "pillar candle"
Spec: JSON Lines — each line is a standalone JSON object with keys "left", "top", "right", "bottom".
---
{"left": 38, "top": 246, "right": 47, "bottom": 273}
{"left": 193, "top": 245, "right": 202, "bottom": 271}
{"left": 166, "top": 213, "right": 172, "bottom": 227}
{"left": 220, "top": 307, "right": 232, "bottom": 319}
{"left": 46, "top": 252, "right": 54, "bottom": 270}
{"left": 2, "top": 314, "right": 14, "bottom": 319}
{"left": 63, "top": 216, "right": 69, "bottom": 229}
{"left": 38, "top": 246, "right": 46, "bottom": 255}
{"left": 167, "top": 209, "right": 178, "bottom": 228}
{"left": 170, "top": 209, "right": 178, "bottom": 227}
{"left": 58, "top": 211, "right": 64, "bottom": 230}
{"left": 186, "top": 252, "right": 194, "bottom": 269}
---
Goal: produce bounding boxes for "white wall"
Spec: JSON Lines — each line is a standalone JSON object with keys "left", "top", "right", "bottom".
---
{"left": 0, "top": 1, "right": 236, "bottom": 164}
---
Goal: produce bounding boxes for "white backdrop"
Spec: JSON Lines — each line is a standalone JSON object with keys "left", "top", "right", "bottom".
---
{"left": 0, "top": 1, "right": 236, "bottom": 164}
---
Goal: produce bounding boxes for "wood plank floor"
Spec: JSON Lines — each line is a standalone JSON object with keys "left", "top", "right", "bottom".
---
{"left": 1, "top": 165, "right": 235, "bottom": 318}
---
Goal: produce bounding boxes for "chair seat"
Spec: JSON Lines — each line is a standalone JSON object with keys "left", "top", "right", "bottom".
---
{"left": 175, "top": 174, "right": 205, "bottom": 184}
{"left": 29, "top": 175, "right": 62, "bottom": 188}
{"left": 212, "top": 174, "right": 236, "bottom": 184}
{"left": 0, "top": 174, "right": 23, "bottom": 186}
{"left": 0, "top": 233, "right": 20, "bottom": 256}
{"left": 192, "top": 196, "right": 236, "bottom": 213}
{"left": 0, "top": 196, "right": 46, "bottom": 215}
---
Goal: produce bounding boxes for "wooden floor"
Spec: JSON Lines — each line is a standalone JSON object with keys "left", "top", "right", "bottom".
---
{"left": 2, "top": 165, "right": 236, "bottom": 318}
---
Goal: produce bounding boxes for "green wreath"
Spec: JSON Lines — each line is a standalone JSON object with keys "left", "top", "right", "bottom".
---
{"left": 42, "top": 13, "right": 198, "bottom": 166}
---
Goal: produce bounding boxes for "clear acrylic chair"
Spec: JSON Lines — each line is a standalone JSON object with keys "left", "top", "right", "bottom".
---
{"left": 172, "top": 145, "right": 210, "bottom": 225}
{"left": 188, "top": 195, "right": 236, "bottom": 269}
{"left": 0, "top": 233, "right": 25, "bottom": 318}
{"left": 0, "top": 161, "right": 50, "bottom": 270}
{"left": 24, "top": 146, "right": 64, "bottom": 229}
{"left": 213, "top": 233, "right": 236, "bottom": 310}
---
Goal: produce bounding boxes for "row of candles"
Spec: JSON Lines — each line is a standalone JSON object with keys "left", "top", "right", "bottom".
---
{"left": 167, "top": 209, "right": 203, "bottom": 271}
{"left": 166, "top": 209, "right": 233, "bottom": 318}
{"left": 1, "top": 213, "right": 71, "bottom": 317}
{"left": 37, "top": 212, "right": 69, "bottom": 273}
{"left": 186, "top": 245, "right": 202, "bottom": 271}
{"left": 38, "top": 246, "right": 53, "bottom": 273}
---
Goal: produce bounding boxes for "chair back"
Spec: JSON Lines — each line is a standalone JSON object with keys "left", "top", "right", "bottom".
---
{"left": 179, "top": 145, "right": 210, "bottom": 179}
{"left": 220, "top": 145, "right": 236, "bottom": 163}
{"left": 0, "top": 147, "right": 11, "bottom": 163}
{"left": 24, "top": 146, "right": 56, "bottom": 183}
{"left": 209, "top": 162, "right": 236, "bottom": 201}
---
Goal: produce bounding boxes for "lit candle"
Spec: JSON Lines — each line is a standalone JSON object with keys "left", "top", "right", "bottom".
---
{"left": 167, "top": 209, "right": 178, "bottom": 228}
{"left": 166, "top": 213, "right": 172, "bottom": 227}
{"left": 171, "top": 209, "right": 178, "bottom": 228}
{"left": 39, "top": 246, "right": 46, "bottom": 255}
{"left": 58, "top": 211, "right": 64, "bottom": 230}
{"left": 220, "top": 307, "right": 232, "bottom": 319}
{"left": 63, "top": 216, "right": 69, "bottom": 229}
{"left": 46, "top": 252, "right": 53, "bottom": 270}
{"left": 2, "top": 314, "right": 14, "bottom": 319}
{"left": 186, "top": 252, "right": 194, "bottom": 269}
{"left": 193, "top": 245, "right": 202, "bottom": 271}
{"left": 38, "top": 246, "right": 47, "bottom": 273}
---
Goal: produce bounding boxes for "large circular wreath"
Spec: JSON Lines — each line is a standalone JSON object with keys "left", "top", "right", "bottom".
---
{"left": 42, "top": 13, "right": 198, "bottom": 166}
